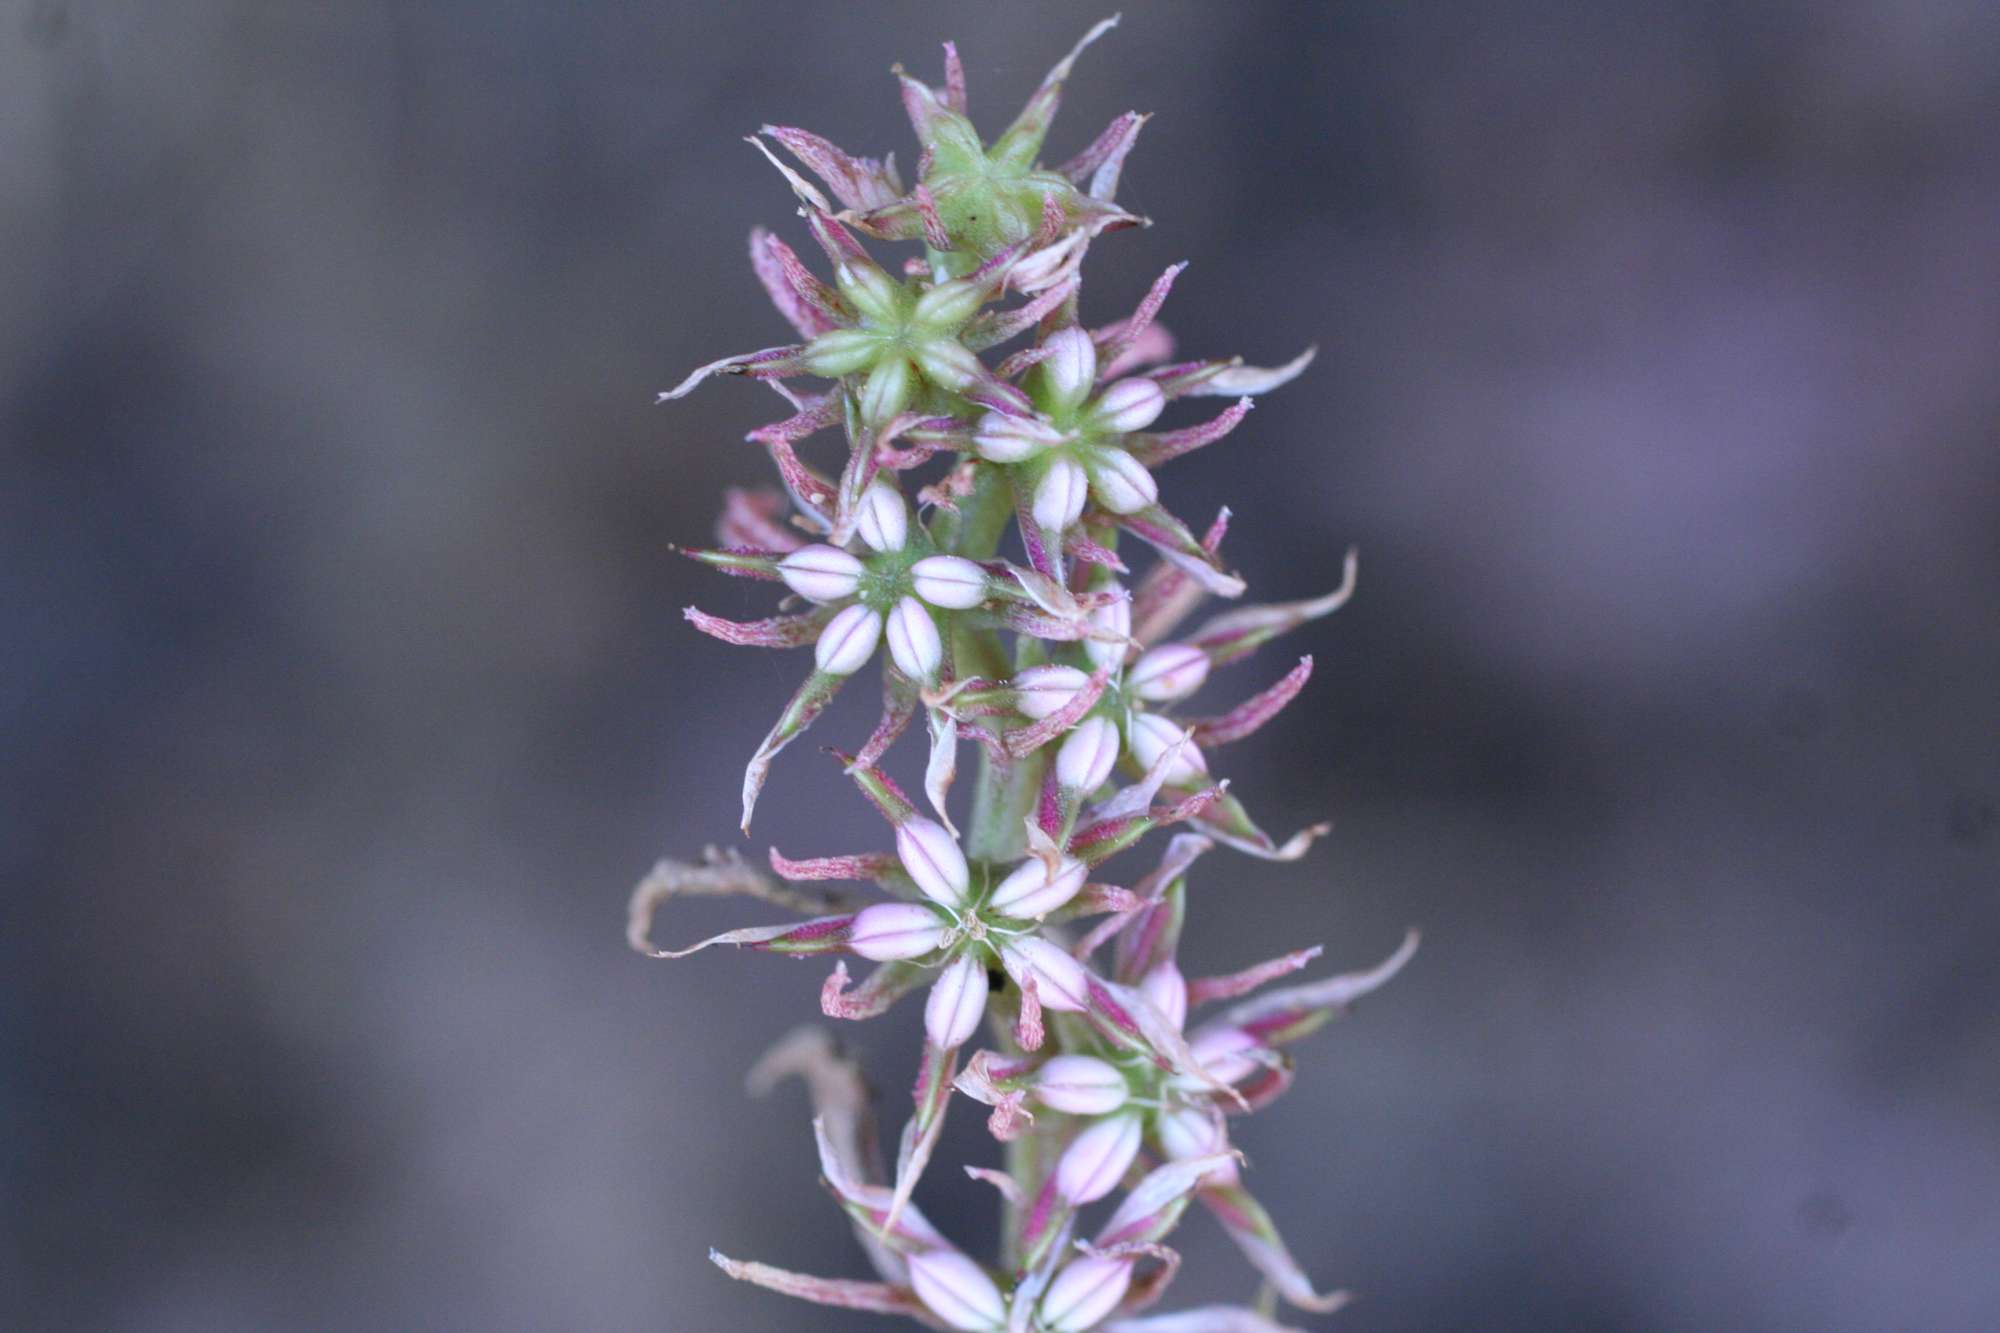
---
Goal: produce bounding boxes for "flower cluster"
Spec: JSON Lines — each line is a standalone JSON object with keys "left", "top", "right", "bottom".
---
{"left": 638, "top": 18, "right": 1415, "bottom": 1330}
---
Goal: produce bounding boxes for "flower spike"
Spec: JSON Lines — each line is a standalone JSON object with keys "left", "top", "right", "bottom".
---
{"left": 648, "top": 16, "right": 1417, "bottom": 1329}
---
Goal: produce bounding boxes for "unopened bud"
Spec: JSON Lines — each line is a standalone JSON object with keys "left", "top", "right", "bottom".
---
{"left": 1056, "top": 715, "right": 1121, "bottom": 793}
{"left": 896, "top": 816, "right": 970, "bottom": 908}
{"left": 1087, "top": 376, "right": 1166, "bottom": 433}
{"left": 914, "top": 338, "right": 983, "bottom": 392}
{"left": 886, "top": 596, "right": 943, "bottom": 682}
{"left": 1038, "top": 326, "right": 1098, "bottom": 414}
{"left": 1033, "top": 1054, "right": 1129, "bottom": 1116}
{"left": 802, "top": 327, "right": 879, "bottom": 377}
{"left": 858, "top": 355, "right": 915, "bottom": 424}
{"left": 1032, "top": 456, "right": 1089, "bottom": 531}
{"left": 924, "top": 954, "right": 987, "bottom": 1049}
{"left": 814, "top": 603, "right": 882, "bottom": 675}
{"left": 1039, "top": 1254, "right": 1136, "bottom": 1333}
{"left": 1137, "top": 961, "right": 1189, "bottom": 1032}
{"left": 1127, "top": 713, "right": 1207, "bottom": 786}
{"left": 835, "top": 262, "right": 902, "bottom": 323}
{"left": 1012, "top": 664, "right": 1091, "bottom": 720}
{"left": 911, "top": 555, "right": 988, "bottom": 610}
{"left": 1128, "top": 643, "right": 1210, "bottom": 702}
{"left": 906, "top": 1250, "right": 1008, "bottom": 1333}
{"left": 911, "top": 276, "right": 986, "bottom": 330}
{"left": 1083, "top": 447, "right": 1158, "bottom": 515}
{"left": 848, "top": 902, "right": 951, "bottom": 961}
{"left": 972, "top": 411, "right": 1064, "bottom": 464}
{"left": 1055, "top": 1112, "right": 1142, "bottom": 1204}
{"left": 1000, "top": 937, "right": 1089, "bottom": 1012}
{"left": 854, "top": 481, "right": 908, "bottom": 553}
{"left": 987, "top": 854, "right": 1087, "bottom": 920}
{"left": 778, "top": 544, "right": 863, "bottom": 604}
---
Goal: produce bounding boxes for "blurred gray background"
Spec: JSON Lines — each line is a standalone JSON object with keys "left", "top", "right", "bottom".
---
{"left": 5, "top": 1, "right": 1999, "bottom": 1329}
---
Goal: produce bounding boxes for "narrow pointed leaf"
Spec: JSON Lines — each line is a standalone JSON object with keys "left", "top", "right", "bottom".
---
{"left": 748, "top": 226, "right": 846, "bottom": 338}
{"left": 643, "top": 912, "right": 856, "bottom": 960}
{"left": 717, "top": 487, "right": 806, "bottom": 553}
{"left": 742, "top": 668, "right": 848, "bottom": 831}
{"left": 1130, "top": 507, "right": 1228, "bottom": 645}
{"left": 1185, "top": 550, "right": 1357, "bottom": 666}
{"left": 1187, "top": 947, "right": 1324, "bottom": 1007}
{"left": 626, "top": 847, "right": 841, "bottom": 957}
{"left": 1222, "top": 929, "right": 1421, "bottom": 1046}
{"left": 1058, "top": 110, "right": 1149, "bottom": 201}
{"left": 1116, "top": 505, "right": 1246, "bottom": 598}
{"left": 821, "top": 959, "right": 927, "bottom": 1020}
{"left": 677, "top": 545, "right": 785, "bottom": 581}
{"left": 1096, "top": 1154, "right": 1241, "bottom": 1249}
{"left": 1184, "top": 786, "right": 1328, "bottom": 862}
{"left": 1198, "top": 1183, "right": 1350, "bottom": 1313}
{"left": 854, "top": 668, "right": 920, "bottom": 770}
{"left": 1187, "top": 657, "right": 1313, "bottom": 748}
{"left": 1128, "top": 397, "right": 1252, "bottom": 468}
{"left": 992, "top": 15, "right": 1120, "bottom": 171}
{"left": 763, "top": 125, "right": 902, "bottom": 211}
{"left": 684, "top": 604, "right": 833, "bottom": 649}
{"left": 709, "top": 1252, "right": 933, "bottom": 1319}
{"left": 885, "top": 1039, "right": 960, "bottom": 1233}
{"left": 658, "top": 344, "right": 812, "bottom": 402}
{"left": 1095, "top": 263, "right": 1185, "bottom": 374}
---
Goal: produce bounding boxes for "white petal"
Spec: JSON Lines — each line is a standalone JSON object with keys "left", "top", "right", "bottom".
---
{"left": 1012, "top": 664, "right": 1091, "bottom": 720}
{"left": 854, "top": 481, "right": 908, "bottom": 553}
{"left": 886, "top": 596, "right": 943, "bottom": 681}
{"left": 1127, "top": 712, "right": 1207, "bottom": 786}
{"left": 1001, "top": 937, "right": 1089, "bottom": 1012}
{"left": 1032, "top": 456, "right": 1089, "bottom": 531}
{"left": 1084, "top": 587, "right": 1132, "bottom": 670}
{"left": 906, "top": 1250, "right": 1008, "bottom": 1332}
{"left": 1089, "top": 376, "right": 1166, "bottom": 433}
{"left": 1183, "top": 1024, "right": 1263, "bottom": 1086}
{"left": 911, "top": 554, "right": 988, "bottom": 610}
{"left": 1128, "top": 643, "right": 1211, "bottom": 702}
{"left": 1039, "top": 1255, "right": 1136, "bottom": 1333}
{"left": 848, "top": 902, "right": 951, "bottom": 961}
{"left": 1038, "top": 326, "right": 1098, "bottom": 414}
{"left": 973, "top": 410, "right": 1065, "bottom": 463}
{"left": 1137, "top": 961, "right": 1189, "bottom": 1033}
{"left": 924, "top": 955, "right": 987, "bottom": 1049}
{"left": 1033, "top": 1054, "right": 1129, "bottom": 1116}
{"left": 1084, "top": 447, "right": 1158, "bottom": 515}
{"left": 987, "top": 855, "right": 1087, "bottom": 919}
{"left": 778, "top": 544, "right": 863, "bottom": 603}
{"left": 1054, "top": 1113, "right": 1142, "bottom": 1203}
{"left": 813, "top": 603, "right": 881, "bottom": 675}
{"left": 1055, "top": 715, "right": 1121, "bottom": 792}
{"left": 1152, "top": 1104, "right": 1238, "bottom": 1184}
{"left": 896, "top": 817, "right": 970, "bottom": 908}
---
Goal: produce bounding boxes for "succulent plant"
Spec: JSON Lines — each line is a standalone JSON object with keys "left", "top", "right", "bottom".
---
{"left": 636, "top": 16, "right": 1416, "bottom": 1330}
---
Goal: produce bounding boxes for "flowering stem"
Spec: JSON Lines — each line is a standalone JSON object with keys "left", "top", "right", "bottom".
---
{"left": 955, "top": 469, "right": 1039, "bottom": 863}
{"left": 654, "top": 19, "right": 1417, "bottom": 1328}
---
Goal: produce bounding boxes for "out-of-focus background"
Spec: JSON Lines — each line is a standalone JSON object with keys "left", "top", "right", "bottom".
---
{"left": 6, "top": 1, "right": 1998, "bottom": 1328}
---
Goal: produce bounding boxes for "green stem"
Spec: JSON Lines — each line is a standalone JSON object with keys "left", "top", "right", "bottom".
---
{"left": 950, "top": 466, "right": 1055, "bottom": 1256}
{"left": 951, "top": 469, "right": 1039, "bottom": 862}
